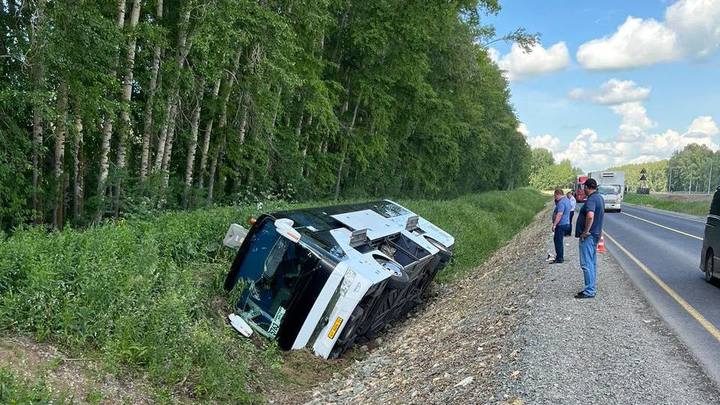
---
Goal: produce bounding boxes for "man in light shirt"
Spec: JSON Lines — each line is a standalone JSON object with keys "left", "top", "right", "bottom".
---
{"left": 565, "top": 191, "right": 576, "bottom": 236}
{"left": 551, "top": 188, "right": 571, "bottom": 264}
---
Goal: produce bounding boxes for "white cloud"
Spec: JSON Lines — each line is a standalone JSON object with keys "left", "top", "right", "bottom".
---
{"left": 611, "top": 101, "right": 656, "bottom": 141}
{"left": 577, "top": 0, "right": 720, "bottom": 70}
{"left": 594, "top": 79, "right": 651, "bottom": 105}
{"left": 569, "top": 79, "right": 651, "bottom": 105}
{"left": 528, "top": 134, "right": 562, "bottom": 152}
{"left": 685, "top": 116, "right": 720, "bottom": 138}
{"left": 524, "top": 115, "right": 720, "bottom": 171}
{"left": 666, "top": 0, "right": 720, "bottom": 57}
{"left": 517, "top": 122, "right": 530, "bottom": 137}
{"left": 492, "top": 42, "right": 570, "bottom": 81}
{"left": 577, "top": 17, "right": 680, "bottom": 69}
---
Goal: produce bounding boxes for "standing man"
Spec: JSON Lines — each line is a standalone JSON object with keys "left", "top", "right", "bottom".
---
{"left": 551, "top": 188, "right": 572, "bottom": 264}
{"left": 574, "top": 178, "right": 604, "bottom": 299}
{"left": 565, "top": 191, "right": 576, "bottom": 237}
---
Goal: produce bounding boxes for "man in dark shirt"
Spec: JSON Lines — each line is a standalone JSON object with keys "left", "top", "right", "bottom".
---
{"left": 574, "top": 178, "right": 604, "bottom": 298}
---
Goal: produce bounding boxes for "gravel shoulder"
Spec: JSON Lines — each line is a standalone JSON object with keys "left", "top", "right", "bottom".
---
{"left": 302, "top": 208, "right": 552, "bottom": 404}
{"left": 300, "top": 206, "right": 720, "bottom": 404}
{"left": 497, "top": 231, "right": 720, "bottom": 404}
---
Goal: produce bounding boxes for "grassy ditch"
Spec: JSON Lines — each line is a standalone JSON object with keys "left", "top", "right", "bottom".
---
{"left": 624, "top": 193, "right": 710, "bottom": 217}
{"left": 0, "top": 188, "right": 547, "bottom": 402}
{"left": 0, "top": 367, "right": 66, "bottom": 404}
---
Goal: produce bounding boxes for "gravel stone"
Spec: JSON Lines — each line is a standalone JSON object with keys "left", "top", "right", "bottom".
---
{"left": 496, "top": 228, "right": 720, "bottom": 404}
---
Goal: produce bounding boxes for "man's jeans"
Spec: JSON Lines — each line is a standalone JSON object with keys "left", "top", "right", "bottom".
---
{"left": 553, "top": 224, "right": 570, "bottom": 262}
{"left": 565, "top": 212, "right": 574, "bottom": 236}
{"left": 579, "top": 234, "right": 599, "bottom": 296}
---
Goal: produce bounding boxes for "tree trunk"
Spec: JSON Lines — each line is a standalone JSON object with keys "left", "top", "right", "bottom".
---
{"left": 161, "top": 98, "right": 180, "bottom": 189}
{"left": 94, "top": 0, "right": 127, "bottom": 223}
{"left": 30, "top": 0, "right": 46, "bottom": 224}
{"left": 207, "top": 135, "right": 225, "bottom": 204}
{"left": 334, "top": 91, "right": 362, "bottom": 201}
{"left": 183, "top": 77, "right": 206, "bottom": 207}
{"left": 140, "top": 0, "right": 164, "bottom": 180}
{"left": 153, "top": 96, "right": 172, "bottom": 173}
{"left": 197, "top": 77, "right": 221, "bottom": 189}
{"left": 300, "top": 114, "right": 313, "bottom": 177}
{"left": 153, "top": 7, "right": 190, "bottom": 176}
{"left": 113, "top": 0, "right": 142, "bottom": 217}
{"left": 52, "top": 81, "right": 69, "bottom": 229}
{"left": 199, "top": 49, "right": 242, "bottom": 190}
{"left": 72, "top": 116, "right": 84, "bottom": 221}
{"left": 237, "top": 93, "right": 250, "bottom": 145}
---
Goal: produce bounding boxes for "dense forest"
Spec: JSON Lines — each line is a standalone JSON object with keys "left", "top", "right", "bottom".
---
{"left": 608, "top": 144, "right": 720, "bottom": 194}
{"left": 0, "top": 0, "right": 535, "bottom": 231}
{"left": 528, "top": 147, "right": 581, "bottom": 191}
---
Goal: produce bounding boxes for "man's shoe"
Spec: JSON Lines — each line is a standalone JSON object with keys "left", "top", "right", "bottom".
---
{"left": 574, "top": 292, "right": 594, "bottom": 299}
{"left": 550, "top": 260, "right": 564, "bottom": 264}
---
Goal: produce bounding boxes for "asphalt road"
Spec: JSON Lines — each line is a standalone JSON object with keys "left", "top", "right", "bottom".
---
{"left": 601, "top": 203, "right": 720, "bottom": 386}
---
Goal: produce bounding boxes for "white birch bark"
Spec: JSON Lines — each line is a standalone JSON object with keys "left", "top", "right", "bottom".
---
{"left": 95, "top": 0, "right": 127, "bottom": 222}
{"left": 182, "top": 77, "right": 206, "bottom": 207}
{"left": 140, "top": 0, "right": 164, "bottom": 180}
{"left": 112, "top": 0, "right": 142, "bottom": 216}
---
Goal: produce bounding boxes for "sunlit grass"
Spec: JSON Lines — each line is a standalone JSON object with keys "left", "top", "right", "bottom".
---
{"left": 624, "top": 193, "right": 710, "bottom": 217}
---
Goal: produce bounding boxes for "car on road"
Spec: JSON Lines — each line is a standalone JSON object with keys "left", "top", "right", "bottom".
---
{"left": 701, "top": 188, "right": 720, "bottom": 282}
{"left": 223, "top": 200, "right": 454, "bottom": 358}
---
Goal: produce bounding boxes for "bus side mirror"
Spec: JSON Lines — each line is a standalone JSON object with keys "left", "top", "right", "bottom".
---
{"left": 274, "top": 218, "right": 301, "bottom": 243}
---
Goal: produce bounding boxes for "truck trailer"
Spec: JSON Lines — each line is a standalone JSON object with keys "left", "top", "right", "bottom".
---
{"left": 223, "top": 200, "right": 454, "bottom": 358}
{"left": 588, "top": 171, "right": 625, "bottom": 212}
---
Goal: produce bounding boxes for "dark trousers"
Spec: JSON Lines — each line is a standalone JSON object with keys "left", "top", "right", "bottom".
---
{"left": 565, "top": 211, "right": 574, "bottom": 236}
{"left": 554, "top": 224, "right": 570, "bottom": 262}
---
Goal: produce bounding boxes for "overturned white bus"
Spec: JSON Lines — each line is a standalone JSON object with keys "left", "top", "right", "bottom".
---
{"left": 223, "top": 200, "right": 454, "bottom": 358}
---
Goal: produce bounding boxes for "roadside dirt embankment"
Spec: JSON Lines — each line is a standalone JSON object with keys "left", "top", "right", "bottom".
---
{"left": 300, "top": 207, "right": 551, "bottom": 404}
{"left": 301, "top": 206, "right": 720, "bottom": 404}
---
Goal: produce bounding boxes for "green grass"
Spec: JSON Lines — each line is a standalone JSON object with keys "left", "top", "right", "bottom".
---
{"left": 0, "top": 367, "right": 69, "bottom": 404}
{"left": 0, "top": 189, "right": 546, "bottom": 401}
{"left": 402, "top": 188, "right": 547, "bottom": 282}
{"left": 624, "top": 193, "right": 710, "bottom": 217}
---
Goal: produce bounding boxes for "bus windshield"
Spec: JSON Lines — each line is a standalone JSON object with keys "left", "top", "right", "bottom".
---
{"left": 235, "top": 219, "right": 320, "bottom": 337}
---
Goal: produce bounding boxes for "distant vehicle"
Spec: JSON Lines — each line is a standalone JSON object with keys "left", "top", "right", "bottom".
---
{"left": 574, "top": 175, "right": 589, "bottom": 202}
{"left": 223, "top": 200, "right": 454, "bottom": 359}
{"left": 701, "top": 187, "right": 720, "bottom": 282}
{"left": 589, "top": 171, "right": 625, "bottom": 212}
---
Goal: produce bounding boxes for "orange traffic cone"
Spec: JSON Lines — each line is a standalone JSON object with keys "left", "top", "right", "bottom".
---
{"left": 597, "top": 235, "right": 607, "bottom": 253}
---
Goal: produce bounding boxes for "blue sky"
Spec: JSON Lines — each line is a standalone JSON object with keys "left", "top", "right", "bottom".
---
{"left": 485, "top": 0, "right": 720, "bottom": 171}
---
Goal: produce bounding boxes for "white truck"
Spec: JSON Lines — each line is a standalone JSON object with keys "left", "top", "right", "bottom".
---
{"left": 222, "top": 200, "right": 454, "bottom": 358}
{"left": 588, "top": 171, "right": 625, "bottom": 212}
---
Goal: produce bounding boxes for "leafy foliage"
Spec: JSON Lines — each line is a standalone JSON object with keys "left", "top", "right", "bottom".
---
{"left": 608, "top": 160, "right": 668, "bottom": 192}
{"left": 529, "top": 158, "right": 581, "bottom": 191}
{"left": 0, "top": 0, "right": 532, "bottom": 231}
{"left": 624, "top": 193, "right": 710, "bottom": 217}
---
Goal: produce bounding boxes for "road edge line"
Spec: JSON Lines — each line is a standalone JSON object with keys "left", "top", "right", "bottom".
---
{"left": 621, "top": 212, "right": 703, "bottom": 240}
{"left": 604, "top": 232, "right": 720, "bottom": 344}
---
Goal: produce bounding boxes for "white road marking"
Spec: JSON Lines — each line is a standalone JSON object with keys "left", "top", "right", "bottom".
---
{"left": 621, "top": 212, "right": 703, "bottom": 241}
{"left": 604, "top": 232, "right": 720, "bottom": 344}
